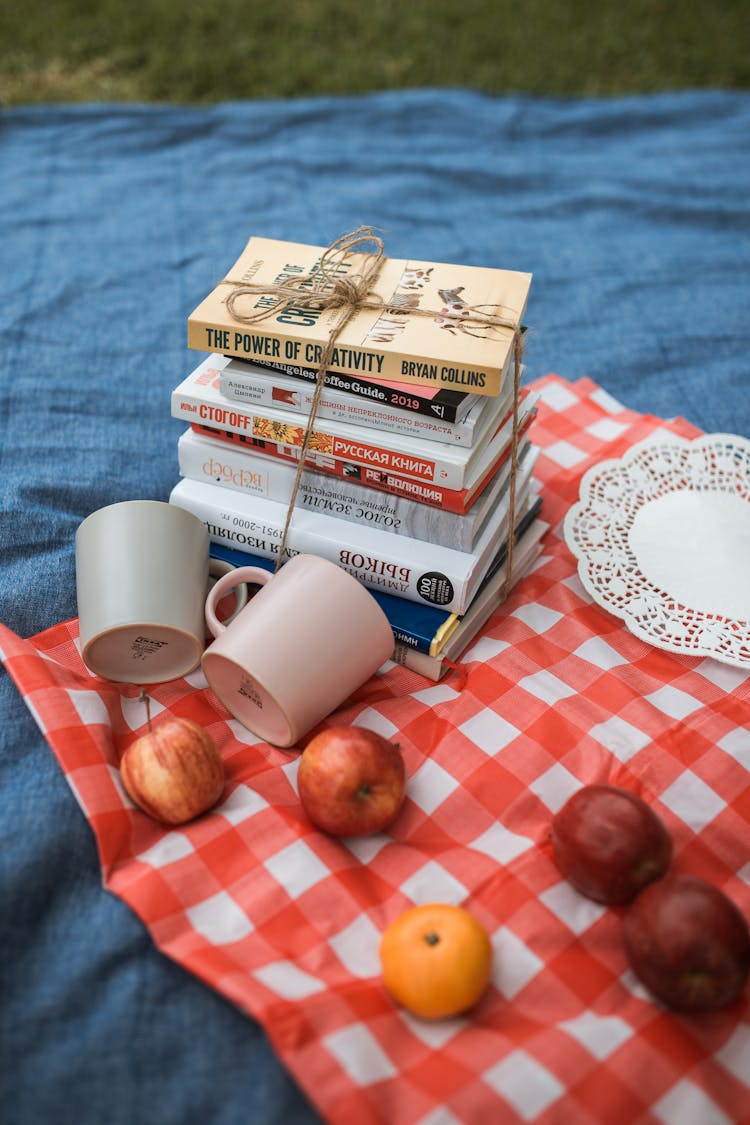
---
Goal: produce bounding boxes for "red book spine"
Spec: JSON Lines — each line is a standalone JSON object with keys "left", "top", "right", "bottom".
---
{"left": 191, "top": 410, "right": 534, "bottom": 516}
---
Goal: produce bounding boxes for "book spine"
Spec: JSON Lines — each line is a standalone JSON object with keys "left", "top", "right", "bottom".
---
{"left": 188, "top": 320, "right": 504, "bottom": 396}
{"left": 179, "top": 430, "right": 484, "bottom": 550}
{"left": 209, "top": 542, "right": 446, "bottom": 655}
{"left": 218, "top": 370, "right": 480, "bottom": 446}
{"left": 170, "top": 478, "right": 476, "bottom": 613}
{"left": 392, "top": 644, "right": 446, "bottom": 682}
{"left": 173, "top": 392, "right": 474, "bottom": 488}
{"left": 226, "top": 358, "right": 469, "bottom": 423}
{"left": 190, "top": 424, "right": 480, "bottom": 514}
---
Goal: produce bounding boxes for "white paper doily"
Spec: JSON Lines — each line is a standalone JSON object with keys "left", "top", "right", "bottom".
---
{"left": 564, "top": 433, "right": 750, "bottom": 667}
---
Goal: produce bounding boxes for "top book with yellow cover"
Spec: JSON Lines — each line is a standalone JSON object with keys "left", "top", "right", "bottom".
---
{"left": 187, "top": 232, "right": 532, "bottom": 398}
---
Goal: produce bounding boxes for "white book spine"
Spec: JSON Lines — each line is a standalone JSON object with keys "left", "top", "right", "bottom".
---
{"left": 177, "top": 428, "right": 514, "bottom": 550}
{"left": 218, "top": 366, "right": 484, "bottom": 446}
{"left": 392, "top": 644, "right": 448, "bottom": 681}
{"left": 168, "top": 476, "right": 521, "bottom": 614}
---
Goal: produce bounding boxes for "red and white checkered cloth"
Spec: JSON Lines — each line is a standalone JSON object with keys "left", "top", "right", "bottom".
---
{"left": 2, "top": 376, "right": 749, "bottom": 1125}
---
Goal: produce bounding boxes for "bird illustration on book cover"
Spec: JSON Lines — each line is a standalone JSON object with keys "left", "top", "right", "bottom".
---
{"left": 363, "top": 267, "right": 509, "bottom": 349}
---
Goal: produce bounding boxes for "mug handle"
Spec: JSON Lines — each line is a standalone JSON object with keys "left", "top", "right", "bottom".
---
{"left": 205, "top": 566, "right": 273, "bottom": 638}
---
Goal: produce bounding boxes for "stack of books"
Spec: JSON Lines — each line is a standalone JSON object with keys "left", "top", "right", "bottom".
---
{"left": 169, "top": 235, "right": 547, "bottom": 680}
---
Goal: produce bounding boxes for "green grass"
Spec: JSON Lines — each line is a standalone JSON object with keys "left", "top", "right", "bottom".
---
{"left": 2, "top": 0, "right": 749, "bottom": 105}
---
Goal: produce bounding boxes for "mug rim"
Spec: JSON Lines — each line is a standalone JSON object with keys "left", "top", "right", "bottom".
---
{"left": 76, "top": 498, "right": 207, "bottom": 540}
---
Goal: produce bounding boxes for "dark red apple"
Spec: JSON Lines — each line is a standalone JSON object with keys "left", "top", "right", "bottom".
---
{"left": 297, "top": 726, "right": 406, "bottom": 837}
{"left": 551, "top": 784, "right": 672, "bottom": 904}
{"left": 120, "top": 717, "right": 225, "bottom": 825}
{"left": 623, "top": 875, "right": 750, "bottom": 1011}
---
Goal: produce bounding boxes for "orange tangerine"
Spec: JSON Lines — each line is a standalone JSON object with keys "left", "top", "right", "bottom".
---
{"left": 379, "top": 903, "right": 493, "bottom": 1019}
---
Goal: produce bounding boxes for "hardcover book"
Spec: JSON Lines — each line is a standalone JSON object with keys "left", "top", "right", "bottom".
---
{"left": 187, "top": 235, "right": 532, "bottom": 397}
{"left": 171, "top": 358, "right": 532, "bottom": 490}
{"left": 206, "top": 541, "right": 453, "bottom": 654}
{"left": 217, "top": 355, "right": 488, "bottom": 446}
{"left": 247, "top": 356, "right": 478, "bottom": 422}
{"left": 178, "top": 426, "right": 539, "bottom": 552}
{"left": 192, "top": 407, "right": 537, "bottom": 516}
{"left": 169, "top": 470, "right": 536, "bottom": 615}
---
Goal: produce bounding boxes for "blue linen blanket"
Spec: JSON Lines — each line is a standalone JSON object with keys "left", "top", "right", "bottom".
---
{"left": 1, "top": 89, "right": 748, "bottom": 1124}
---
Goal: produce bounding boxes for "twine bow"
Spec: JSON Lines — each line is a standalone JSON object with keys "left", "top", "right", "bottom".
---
{"left": 221, "top": 227, "right": 525, "bottom": 610}
{"left": 225, "top": 227, "right": 387, "bottom": 327}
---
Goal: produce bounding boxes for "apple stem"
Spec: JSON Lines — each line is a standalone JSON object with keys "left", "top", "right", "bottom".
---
{"left": 139, "top": 688, "right": 152, "bottom": 731}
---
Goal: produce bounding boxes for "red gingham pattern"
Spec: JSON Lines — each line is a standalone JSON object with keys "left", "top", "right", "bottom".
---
{"left": 2, "top": 376, "right": 749, "bottom": 1125}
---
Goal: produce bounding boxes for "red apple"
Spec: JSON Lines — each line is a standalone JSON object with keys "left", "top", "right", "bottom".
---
{"left": 120, "top": 717, "right": 225, "bottom": 825}
{"left": 623, "top": 875, "right": 750, "bottom": 1011}
{"left": 551, "top": 784, "right": 672, "bottom": 904}
{"left": 297, "top": 726, "right": 406, "bottom": 837}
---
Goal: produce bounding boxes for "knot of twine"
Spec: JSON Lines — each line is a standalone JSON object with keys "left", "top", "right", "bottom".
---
{"left": 228, "top": 269, "right": 382, "bottom": 321}
{"left": 221, "top": 226, "right": 525, "bottom": 610}
{"left": 225, "top": 227, "right": 386, "bottom": 329}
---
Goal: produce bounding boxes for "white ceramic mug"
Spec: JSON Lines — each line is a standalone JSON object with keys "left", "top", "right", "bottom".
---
{"left": 75, "top": 500, "right": 210, "bottom": 683}
{"left": 202, "top": 554, "right": 395, "bottom": 747}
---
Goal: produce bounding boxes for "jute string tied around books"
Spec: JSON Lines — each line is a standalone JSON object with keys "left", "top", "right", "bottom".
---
{"left": 221, "top": 227, "right": 525, "bottom": 598}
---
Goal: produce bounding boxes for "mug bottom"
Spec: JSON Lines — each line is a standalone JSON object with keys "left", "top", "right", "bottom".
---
{"left": 201, "top": 651, "right": 297, "bottom": 748}
{"left": 82, "top": 623, "right": 203, "bottom": 684}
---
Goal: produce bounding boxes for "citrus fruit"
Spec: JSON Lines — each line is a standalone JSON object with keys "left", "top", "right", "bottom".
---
{"left": 379, "top": 903, "right": 493, "bottom": 1019}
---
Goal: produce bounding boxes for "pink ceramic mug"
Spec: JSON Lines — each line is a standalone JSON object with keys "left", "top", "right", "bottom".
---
{"left": 202, "top": 554, "right": 394, "bottom": 747}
